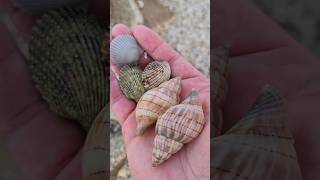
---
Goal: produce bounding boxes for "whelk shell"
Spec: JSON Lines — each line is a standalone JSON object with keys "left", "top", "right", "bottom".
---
{"left": 110, "top": 35, "right": 143, "bottom": 65}
{"left": 27, "top": 8, "right": 107, "bottom": 130}
{"left": 142, "top": 61, "right": 171, "bottom": 90}
{"left": 152, "top": 89, "right": 205, "bottom": 166}
{"left": 211, "top": 85, "right": 302, "bottom": 180}
{"left": 135, "top": 77, "right": 181, "bottom": 135}
{"left": 212, "top": 46, "right": 229, "bottom": 137}
{"left": 118, "top": 64, "right": 145, "bottom": 102}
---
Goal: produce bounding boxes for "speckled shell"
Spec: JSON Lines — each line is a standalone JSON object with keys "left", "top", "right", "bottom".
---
{"left": 211, "top": 85, "right": 302, "bottom": 180}
{"left": 27, "top": 8, "right": 107, "bottom": 131}
{"left": 110, "top": 35, "right": 143, "bottom": 65}
{"left": 118, "top": 64, "right": 145, "bottom": 102}
{"left": 14, "top": 0, "right": 86, "bottom": 13}
{"left": 212, "top": 46, "right": 229, "bottom": 137}
{"left": 135, "top": 77, "right": 181, "bottom": 135}
{"left": 152, "top": 90, "right": 205, "bottom": 166}
{"left": 142, "top": 61, "right": 171, "bottom": 90}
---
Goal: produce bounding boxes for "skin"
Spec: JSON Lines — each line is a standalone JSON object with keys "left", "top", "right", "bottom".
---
{"left": 0, "top": 0, "right": 319, "bottom": 179}
{"left": 110, "top": 25, "right": 210, "bottom": 180}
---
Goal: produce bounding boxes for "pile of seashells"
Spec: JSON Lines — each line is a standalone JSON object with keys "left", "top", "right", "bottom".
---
{"left": 111, "top": 34, "right": 206, "bottom": 166}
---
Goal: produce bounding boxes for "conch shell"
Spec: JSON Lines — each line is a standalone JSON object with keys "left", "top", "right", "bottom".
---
{"left": 135, "top": 77, "right": 181, "bottom": 135}
{"left": 142, "top": 61, "right": 171, "bottom": 90}
{"left": 152, "top": 89, "right": 205, "bottom": 166}
{"left": 212, "top": 46, "right": 229, "bottom": 137}
{"left": 118, "top": 64, "right": 145, "bottom": 102}
{"left": 211, "top": 85, "right": 302, "bottom": 180}
{"left": 110, "top": 35, "right": 143, "bottom": 65}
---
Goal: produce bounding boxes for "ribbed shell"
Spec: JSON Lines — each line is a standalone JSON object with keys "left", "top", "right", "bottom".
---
{"left": 211, "top": 85, "right": 302, "bottom": 180}
{"left": 14, "top": 0, "right": 86, "bottom": 13}
{"left": 27, "top": 8, "right": 107, "bottom": 131}
{"left": 152, "top": 90, "right": 205, "bottom": 166}
{"left": 82, "top": 106, "right": 108, "bottom": 180}
{"left": 110, "top": 35, "right": 142, "bottom": 65}
{"left": 118, "top": 64, "right": 145, "bottom": 102}
{"left": 212, "top": 46, "right": 229, "bottom": 137}
{"left": 135, "top": 77, "right": 181, "bottom": 135}
{"left": 142, "top": 61, "right": 171, "bottom": 90}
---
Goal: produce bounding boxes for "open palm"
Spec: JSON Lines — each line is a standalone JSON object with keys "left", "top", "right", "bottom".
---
{"left": 110, "top": 24, "right": 210, "bottom": 180}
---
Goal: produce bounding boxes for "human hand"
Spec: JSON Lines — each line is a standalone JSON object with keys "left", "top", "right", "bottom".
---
{"left": 214, "top": 0, "right": 320, "bottom": 179}
{"left": 0, "top": 0, "right": 106, "bottom": 179}
{"left": 110, "top": 24, "right": 210, "bottom": 180}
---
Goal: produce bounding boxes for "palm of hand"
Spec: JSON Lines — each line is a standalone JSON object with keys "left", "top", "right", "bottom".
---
{"left": 110, "top": 25, "right": 210, "bottom": 180}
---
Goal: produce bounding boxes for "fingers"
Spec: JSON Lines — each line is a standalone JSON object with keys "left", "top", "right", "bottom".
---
{"left": 213, "top": 0, "right": 297, "bottom": 56}
{"left": 131, "top": 25, "right": 203, "bottom": 79}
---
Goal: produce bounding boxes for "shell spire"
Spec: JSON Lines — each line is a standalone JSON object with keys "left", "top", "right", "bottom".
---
{"left": 211, "top": 85, "right": 302, "bottom": 180}
{"left": 136, "top": 77, "right": 181, "bottom": 135}
{"left": 152, "top": 89, "right": 205, "bottom": 166}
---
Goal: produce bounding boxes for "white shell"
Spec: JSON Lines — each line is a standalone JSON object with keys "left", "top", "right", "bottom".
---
{"left": 14, "top": 0, "right": 86, "bottom": 13}
{"left": 110, "top": 35, "right": 143, "bottom": 65}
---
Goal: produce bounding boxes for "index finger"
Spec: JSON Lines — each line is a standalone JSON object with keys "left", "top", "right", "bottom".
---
{"left": 132, "top": 25, "right": 204, "bottom": 79}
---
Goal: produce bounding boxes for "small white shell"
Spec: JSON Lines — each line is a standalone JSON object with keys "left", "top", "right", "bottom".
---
{"left": 14, "top": 0, "right": 86, "bottom": 13}
{"left": 110, "top": 35, "right": 143, "bottom": 65}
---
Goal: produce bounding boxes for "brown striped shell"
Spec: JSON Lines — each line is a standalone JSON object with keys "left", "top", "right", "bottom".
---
{"left": 118, "top": 64, "right": 145, "bottom": 102}
{"left": 211, "top": 85, "right": 302, "bottom": 179}
{"left": 142, "top": 61, "right": 171, "bottom": 90}
{"left": 135, "top": 77, "right": 181, "bottom": 135}
{"left": 212, "top": 46, "right": 229, "bottom": 137}
{"left": 152, "top": 89, "right": 205, "bottom": 166}
{"left": 27, "top": 8, "right": 107, "bottom": 131}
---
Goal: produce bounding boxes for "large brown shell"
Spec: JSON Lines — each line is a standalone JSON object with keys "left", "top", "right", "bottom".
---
{"left": 152, "top": 89, "right": 205, "bottom": 166}
{"left": 212, "top": 46, "right": 229, "bottom": 137}
{"left": 211, "top": 85, "right": 302, "bottom": 179}
{"left": 142, "top": 61, "right": 171, "bottom": 90}
{"left": 135, "top": 77, "right": 181, "bottom": 135}
{"left": 27, "top": 8, "right": 107, "bottom": 131}
{"left": 118, "top": 64, "right": 145, "bottom": 102}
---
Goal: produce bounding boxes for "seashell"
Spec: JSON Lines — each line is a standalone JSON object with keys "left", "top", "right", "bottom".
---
{"left": 14, "top": 0, "right": 87, "bottom": 14}
{"left": 212, "top": 46, "right": 229, "bottom": 137}
{"left": 82, "top": 106, "right": 108, "bottom": 180}
{"left": 135, "top": 77, "right": 181, "bottom": 135}
{"left": 152, "top": 89, "right": 205, "bottom": 166}
{"left": 110, "top": 35, "right": 143, "bottom": 65}
{"left": 118, "top": 64, "right": 145, "bottom": 102}
{"left": 142, "top": 61, "right": 171, "bottom": 90}
{"left": 211, "top": 85, "right": 302, "bottom": 180}
{"left": 27, "top": 8, "right": 107, "bottom": 131}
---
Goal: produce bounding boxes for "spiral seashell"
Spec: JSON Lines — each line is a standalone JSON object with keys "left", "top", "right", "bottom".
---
{"left": 82, "top": 106, "right": 108, "bottom": 180}
{"left": 118, "top": 64, "right": 145, "bottom": 102}
{"left": 27, "top": 8, "right": 107, "bottom": 130}
{"left": 110, "top": 35, "right": 143, "bottom": 65}
{"left": 14, "top": 0, "right": 87, "bottom": 13}
{"left": 135, "top": 77, "right": 181, "bottom": 135}
{"left": 152, "top": 89, "right": 205, "bottom": 166}
{"left": 211, "top": 85, "right": 302, "bottom": 180}
{"left": 142, "top": 61, "right": 171, "bottom": 90}
{"left": 212, "top": 46, "right": 229, "bottom": 137}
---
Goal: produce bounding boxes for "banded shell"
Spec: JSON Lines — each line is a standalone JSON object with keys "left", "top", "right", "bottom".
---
{"left": 211, "top": 85, "right": 302, "bottom": 180}
{"left": 118, "top": 64, "right": 145, "bottom": 102}
{"left": 14, "top": 0, "right": 87, "bottom": 13}
{"left": 212, "top": 46, "right": 229, "bottom": 137}
{"left": 142, "top": 61, "right": 171, "bottom": 90}
{"left": 136, "top": 77, "right": 181, "bottom": 135}
{"left": 82, "top": 106, "right": 108, "bottom": 180}
{"left": 152, "top": 89, "right": 205, "bottom": 166}
{"left": 110, "top": 35, "right": 143, "bottom": 65}
{"left": 27, "top": 8, "right": 107, "bottom": 130}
